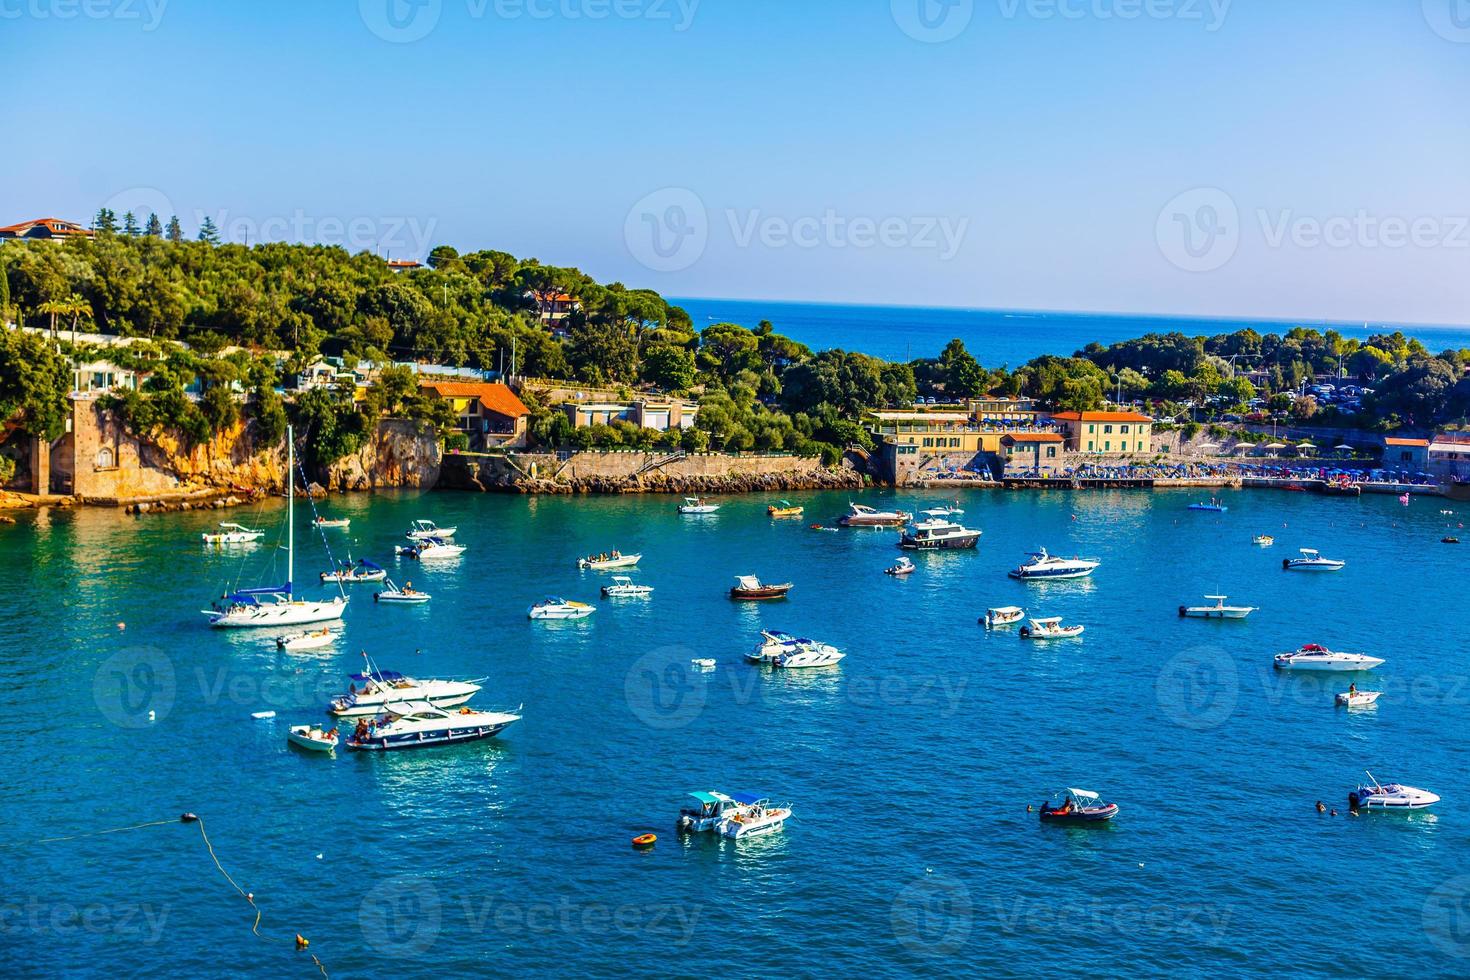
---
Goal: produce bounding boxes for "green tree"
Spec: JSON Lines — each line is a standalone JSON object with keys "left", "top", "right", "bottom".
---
{"left": 937, "top": 338, "right": 985, "bottom": 398}
{"left": 123, "top": 212, "right": 140, "bottom": 236}
{"left": 0, "top": 329, "right": 71, "bottom": 439}
{"left": 92, "top": 208, "right": 118, "bottom": 234}
{"left": 640, "top": 344, "right": 696, "bottom": 391}
{"left": 198, "top": 217, "right": 222, "bottom": 245}
{"left": 165, "top": 216, "right": 184, "bottom": 242}
{"left": 145, "top": 213, "right": 163, "bottom": 237}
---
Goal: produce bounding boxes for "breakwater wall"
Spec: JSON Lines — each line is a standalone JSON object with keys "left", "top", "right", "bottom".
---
{"left": 440, "top": 450, "right": 862, "bottom": 495}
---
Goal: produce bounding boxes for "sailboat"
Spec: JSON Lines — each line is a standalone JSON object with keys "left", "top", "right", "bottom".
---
{"left": 202, "top": 426, "right": 349, "bottom": 628}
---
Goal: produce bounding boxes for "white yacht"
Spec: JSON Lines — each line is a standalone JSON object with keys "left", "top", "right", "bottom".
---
{"left": 397, "top": 538, "right": 466, "bottom": 560}
{"left": 346, "top": 701, "right": 521, "bottom": 752}
{"left": 839, "top": 502, "right": 911, "bottom": 527}
{"left": 774, "top": 645, "right": 846, "bottom": 669}
{"left": 1283, "top": 549, "right": 1345, "bottom": 572}
{"left": 1179, "top": 595, "right": 1257, "bottom": 619}
{"left": 601, "top": 576, "right": 653, "bottom": 598}
{"left": 202, "top": 428, "right": 348, "bottom": 629}
{"left": 528, "top": 597, "right": 596, "bottom": 620}
{"left": 1008, "top": 547, "right": 1100, "bottom": 580}
{"left": 1272, "top": 644, "right": 1384, "bottom": 671}
{"left": 407, "top": 520, "right": 457, "bottom": 541}
{"left": 745, "top": 630, "right": 841, "bottom": 665}
{"left": 201, "top": 522, "right": 264, "bottom": 545}
{"left": 329, "top": 669, "right": 484, "bottom": 718}
{"left": 1349, "top": 772, "right": 1439, "bottom": 811}
{"left": 678, "top": 497, "right": 720, "bottom": 514}
{"left": 898, "top": 518, "right": 981, "bottom": 551}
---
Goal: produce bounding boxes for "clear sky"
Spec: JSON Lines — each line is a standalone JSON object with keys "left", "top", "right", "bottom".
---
{"left": 4, "top": 0, "right": 1469, "bottom": 324}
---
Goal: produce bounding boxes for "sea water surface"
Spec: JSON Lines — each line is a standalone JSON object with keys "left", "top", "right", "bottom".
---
{"left": 5, "top": 489, "right": 1470, "bottom": 977}
{"left": 672, "top": 298, "right": 1470, "bottom": 366}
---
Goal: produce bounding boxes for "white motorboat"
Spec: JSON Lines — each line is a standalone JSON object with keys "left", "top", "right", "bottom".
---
{"left": 1179, "top": 595, "right": 1257, "bottom": 619}
{"left": 774, "top": 645, "right": 846, "bottom": 669}
{"left": 677, "top": 791, "right": 757, "bottom": 833}
{"left": 578, "top": 551, "right": 642, "bottom": 570}
{"left": 1019, "top": 616, "right": 1085, "bottom": 640}
{"left": 601, "top": 576, "right": 653, "bottom": 598}
{"left": 1283, "top": 548, "right": 1345, "bottom": 572}
{"left": 407, "top": 519, "right": 457, "bottom": 541}
{"left": 320, "top": 558, "right": 388, "bottom": 583}
{"left": 287, "top": 724, "right": 340, "bottom": 753}
{"left": 898, "top": 518, "right": 982, "bottom": 551}
{"left": 1272, "top": 644, "right": 1384, "bottom": 671}
{"left": 374, "top": 579, "right": 430, "bottom": 604}
{"left": 691, "top": 658, "right": 716, "bottom": 669}
{"left": 276, "top": 627, "right": 339, "bottom": 651}
{"left": 202, "top": 430, "right": 349, "bottom": 629}
{"left": 983, "top": 606, "right": 1026, "bottom": 629}
{"left": 1349, "top": 772, "right": 1438, "bottom": 811}
{"left": 396, "top": 538, "right": 466, "bottom": 560}
{"left": 839, "top": 502, "right": 912, "bottom": 527}
{"left": 1253, "top": 534, "right": 1275, "bottom": 547}
{"left": 346, "top": 701, "right": 521, "bottom": 752}
{"left": 885, "top": 557, "right": 916, "bottom": 576}
{"left": 1008, "top": 547, "right": 1100, "bottom": 580}
{"left": 528, "top": 597, "right": 596, "bottom": 620}
{"left": 1336, "top": 688, "right": 1382, "bottom": 708}
{"left": 678, "top": 497, "right": 720, "bottom": 514}
{"left": 329, "top": 668, "right": 484, "bottom": 718}
{"left": 313, "top": 517, "right": 350, "bottom": 530}
{"left": 201, "top": 522, "right": 264, "bottom": 545}
{"left": 921, "top": 502, "right": 965, "bottom": 518}
{"left": 719, "top": 799, "right": 792, "bottom": 840}
{"left": 745, "top": 630, "right": 841, "bottom": 665}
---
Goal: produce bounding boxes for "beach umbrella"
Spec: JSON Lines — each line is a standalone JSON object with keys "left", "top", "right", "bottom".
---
{"left": 1334, "top": 444, "right": 1354, "bottom": 451}
{"left": 1264, "top": 443, "right": 1287, "bottom": 450}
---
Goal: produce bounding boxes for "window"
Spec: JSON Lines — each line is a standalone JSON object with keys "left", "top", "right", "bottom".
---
{"left": 950, "top": 438, "right": 960, "bottom": 448}
{"left": 95, "top": 448, "right": 115, "bottom": 468}
{"left": 1121, "top": 425, "right": 1130, "bottom": 434}
{"left": 1103, "top": 424, "right": 1113, "bottom": 434}
{"left": 1105, "top": 441, "right": 1112, "bottom": 452}
{"left": 1401, "top": 451, "right": 1413, "bottom": 463}
{"left": 1088, "top": 441, "right": 1095, "bottom": 451}
{"left": 922, "top": 438, "right": 933, "bottom": 447}
{"left": 1137, "top": 442, "right": 1144, "bottom": 451}
{"left": 1088, "top": 424, "right": 1096, "bottom": 434}
{"left": 1046, "top": 446, "right": 1057, "bottom": 458}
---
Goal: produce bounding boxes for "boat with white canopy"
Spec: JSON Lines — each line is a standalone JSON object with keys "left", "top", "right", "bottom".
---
{"left": 407, "top": 519, "right": 457, "bottom": 540}
{"left": 375, "top": 579, "right": 430, "bottom": 604}
{"left": 1283, "top": 548, "right": 1345, "bottom": 572}
{"left": 1038, "top": 788, "right": 1119, "bottom": 825}
{"left": 678, "top": 497, "right": 720, "bottom": 514}
{"left": 601, "top": 576, "right": 653, "bottom": 598}
{"left": 1179, "top": 595, "right": 1257, "bottom": 619}
{"left": 202, "top": 523, "right": 264, "bottom": 545}
{"left": 1019, "top": 616, "right": 1085, "bottom": 640}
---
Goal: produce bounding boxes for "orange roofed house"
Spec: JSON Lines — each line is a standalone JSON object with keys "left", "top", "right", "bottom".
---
{"left": 0, "top": 217, "right": 96, "bottom": 241}
{"left": 1048, "top": 410, "right": 1155, "bottom": 455}
{"left": 420, "top": 381, "right": 530, "bottom": 449}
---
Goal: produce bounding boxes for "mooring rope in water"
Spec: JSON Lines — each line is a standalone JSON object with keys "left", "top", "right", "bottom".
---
{"left": 11, "top": 813, "right": 328, "bottom": 977}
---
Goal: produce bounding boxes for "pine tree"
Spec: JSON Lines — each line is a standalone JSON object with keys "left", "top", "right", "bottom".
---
{"left": 92, "top": 208, "right": 117, "bottom": 234}
{"left": 165, "top": 215, "right": 184, "bottom": 242}
{"left": 123, "top": 211, "right": 140, "bottom": 236}
{"left": 0, "top": 256, "right": 10, "bottom": 322}
{"left": 145, "top": 213, "right": 163, "bottom": 237}
{"left": 198, "top": 216, "right": 221, "bottom": 245}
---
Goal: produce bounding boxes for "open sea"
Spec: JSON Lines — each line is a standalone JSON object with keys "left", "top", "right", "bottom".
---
{"left": 671, "top": 298, "right": 1470, "bottom": 366}
{"left": 6, "top": 488, "right": 1470, "bottom": 977}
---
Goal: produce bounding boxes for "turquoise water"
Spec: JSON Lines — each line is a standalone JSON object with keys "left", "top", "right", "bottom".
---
{"left": 671, "top": 297, "right": 1470, "bottom": 365}
{"left": 6, "top": 488, "right": 1470, "bottom": 976}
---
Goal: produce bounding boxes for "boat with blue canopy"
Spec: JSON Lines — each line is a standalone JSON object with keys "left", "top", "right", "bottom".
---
{"left": 320, "top": 558, "right": 388, "bottom": 583}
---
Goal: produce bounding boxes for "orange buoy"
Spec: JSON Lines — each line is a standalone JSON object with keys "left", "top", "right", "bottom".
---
{"left": 296, "top": 934, "right": 310, "bottom": 950}
{"left": 632, "top": 834, "right": 657, "bottom": 848}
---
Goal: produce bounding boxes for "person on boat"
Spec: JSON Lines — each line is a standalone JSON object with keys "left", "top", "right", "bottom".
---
{"left": 1053, "top": 796, "right": 1074, "bottom": 816}
{"left": 1348, "top": 683, "right": 1357, "bottom": 698}
{"left": 353, "top": 719, "right": 370, "bottom": 740}
{"left": 404, "top": 581, "right": 415, "bottom": 595}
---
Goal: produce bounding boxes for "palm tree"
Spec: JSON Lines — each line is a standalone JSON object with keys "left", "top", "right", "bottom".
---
{"left": 37, "top": 299, "right": 65, "bottom": 347}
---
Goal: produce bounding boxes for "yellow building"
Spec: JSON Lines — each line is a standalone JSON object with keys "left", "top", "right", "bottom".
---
{"left": 868, "top": 410, "right": 1008, "bottom": 453}
{"left": 1049, "top": 411, "right": 1154, "bottom": 454}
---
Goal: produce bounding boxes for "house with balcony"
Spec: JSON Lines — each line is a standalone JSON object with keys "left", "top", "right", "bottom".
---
{"left": 420, "top": 381, "right": 530, "bottom": 449}
{"left": 0, "top": 217, "right": 95, "bottom": 241}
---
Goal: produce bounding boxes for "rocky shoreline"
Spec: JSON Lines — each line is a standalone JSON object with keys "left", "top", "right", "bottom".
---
{"left": 442, "top": 465, "right": 864, "bottom": 496}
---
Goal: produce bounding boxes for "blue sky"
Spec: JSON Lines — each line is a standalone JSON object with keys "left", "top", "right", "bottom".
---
{"left": 4, "top": 0, "right": 1469, "bottom": 324}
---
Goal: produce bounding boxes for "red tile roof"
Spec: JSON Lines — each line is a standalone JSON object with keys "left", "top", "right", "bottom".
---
{"left": 386, "top": 259, "right": 423, "bottom": 269}
{"left": 1048, "top": 411, "right": 1154, "bottom": 423}
{"left": 1003, "top": 432, "right": 1064, "bottom": 443}
{"left": 1384, "top": 437, "right": 1430, "bottom": 447}
{"left": 0, "top": 217, "right": 95, "bottom": 238}
{"left": 421, "top": 381, "right": 529, "bottom": 418}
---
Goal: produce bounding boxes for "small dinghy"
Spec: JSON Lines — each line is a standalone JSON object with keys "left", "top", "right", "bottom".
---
{"left": 1336, "top": 688, "right": 1382, "bottom": 708}
{"left": 1019, "top": 616, "right": 1084, "bottom": 640}
{"left": 678, "top": 497, "right": 720, "bottom": 514}
{"left": 983, "top": 606, "right": 1026, "bottom": 629}
{"left": 320, "top": 558, "right": 388, "bottom": 583}
{"left": 202, "top": 522, "right": 264, "bottom": 545}
{"left": 287, "top": 724, "right": 340, "bottom": 753}
{"left": 767, "top": 500, "right": 804, "bottom": 518}
{"left": 885, "top": 557, "right": 916, "bottom": 576}
{"left": 1253, "top": 534, "right": 1275, "bottom": 547}
{"left": 1039, "top": 788, "right": 1118, "bottom": 825}
{"left": 690, "top": 658, "right": 717, "bottom": 670}
{"left": 729, "top": 575, "right": 793, "bottom": 600}
{"left": 276, "top": 627, "right": 339, "bottom": 651}
{"left": 313, "top": 517, "right": 350, "bottom": 529}
{"left": 375, "top": 578, "right": 430, "bottom": 604}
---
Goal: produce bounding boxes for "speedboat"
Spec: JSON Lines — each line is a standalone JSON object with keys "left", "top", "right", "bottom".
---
{"left": 374, "top": 579, "right": 430, "bottom": 604}
{"left": 577, "top": 551, "right": 642, "bottom": 570}
{"left": 1253, "top": 535, "right": 1275, "bottom": 547}
{"left": 1188, "top": 499, "right": 1229, "bottom": 512}
{"left": 1019, "top": 616, "right": 1085, "bottom": 640}
{"left": 1038, "top": 788, "right": 1119, "bottom": 825}
{"left": 898, "top": 518, "right": 981, "bottom": 551}
{"left": 839, "top": 502, "right": 911, "bottom": 527}
{"left": 1273, "top": 644, "right": 1384, "bottom": 671}
{"left": 983, "top": 606, "right": 1026, "bottom": 629}
{"left": 407, "top": 520, "right": 457, "bottom": 541}
{"left": 678, "top": 791, "right": 757, "bottom": 833}
{"left": 746, "top": 630, "right": 841, "bottom": 665}
{"left": 346, "top": 701, "right": 521, "bottom": 752}
{"left": 729, "top": 575, "right": 793, "bottom": 600}
{"left": 678, "top": 497, "right": 720, "bottom": 514}
{"left": 767, "top": 500, "right": 803, "bottom": 518}
{"left": 1283, "top": 548, "right": 1345, "bottom": 572}
{"left": 396, "top": 538, "right": 466, "bottom": 560}
{"left": 276, "top": 627, "right": 339, "bottom": 651}
{"left": 528, "top": 598, "right": 596, "bottom": 620}
{"left": 885, "top": 557, "right": 916, "bottom": 576}
{"left": 774, "top": 644, "right": 846, "bottom": 669}
{"left": 313, "top": 517, "right": 350, "bottom": 529}
{"left": 320, "top": 559, "right": 388, "bottom": 583}
{"left": 202, "top": 522, "right": 264, "bottom": 545}
{"left": 329, "top": 670, "right": 484, "bottom": 718}
{"left": 1008, "top": 547, "right": 1100, "bottom": 581}
{"left": 1336, "top": 688, "right": 1382, "bottom": 708}
{"left": 1179, "top": 595, "right": 1257, "bottom": 619}
{"left": 719, "top": 798, "right": 791, "bottom": 839}
{"left": 287, "top": 724, "right": 340, "bottom": 753}
{"left": 1349, "top": 772, "right": 1438, "bottom": 811}
{"left": 921, "top": 502, "right": 965, "bottom": 518}
{"left": 601, "top": 576, "right": 653, "bottom": 598}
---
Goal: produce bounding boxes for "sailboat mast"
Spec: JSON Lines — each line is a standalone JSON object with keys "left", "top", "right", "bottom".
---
{"left": 287, "top": 424, "right": 294, "bottom": 595}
